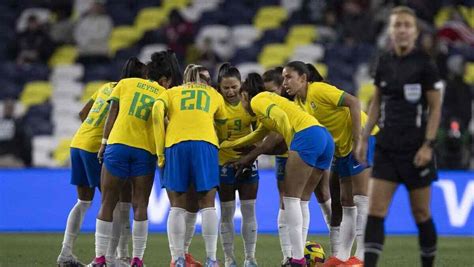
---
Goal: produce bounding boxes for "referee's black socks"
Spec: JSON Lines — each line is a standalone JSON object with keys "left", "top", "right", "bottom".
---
{"left": 417, "top": 218, "right": 437, "bottom": 267}
{"left": 364, "top": 215, "right": 385, "bottom": 267}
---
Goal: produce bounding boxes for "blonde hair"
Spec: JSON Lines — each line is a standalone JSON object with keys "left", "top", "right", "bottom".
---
{"left": 183, "top": 64, "right": 210, "bottom": 84}
{"left": 390, "top": 6, "right": 419, "bottom": 29}
{"left": 390, "top": 6, "right": 416, "bottom": 17}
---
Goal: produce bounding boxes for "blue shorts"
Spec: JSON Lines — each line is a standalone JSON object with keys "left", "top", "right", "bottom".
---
{"left": 103, "top": 144, "right": 157, "bottom": 179}
{"left": 289, "top": 126, "right": 335, "bottom": 170}
{"left": 333, "top": 136, "right": 376, "bottom": 178}
{"left": 219, "top": 161, "right": 259, "bottom": 185}
{"left": 70, "top": 148, "right": 101, "bottom": 187}
{"left": 163, "top": 141, "right": 219, "bottom": 193}
{"left": 275, "top": 156, "right": 287, "bottom": 181}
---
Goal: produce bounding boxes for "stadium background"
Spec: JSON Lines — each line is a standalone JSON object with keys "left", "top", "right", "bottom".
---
{"left": 0, "top": 0, "right": 472, "bottom": 265}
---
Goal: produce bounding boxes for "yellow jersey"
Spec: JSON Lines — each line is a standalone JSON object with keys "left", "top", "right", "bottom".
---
{"left": 70, "top": 82, "right": 116, "bottom": 152}
{"left": 295, "top": 82, "right": 379, "bottom": 157}
{"left": 152, "top": 82, "right": 227, "bottom": 166}
{"left": 218, "top": 101, "right": 256, "bottom": 165}
{"left": 107, "top": 78, "right": 166, "bottom": 154}
{"left": 220, "top": 92, "right": 321, "bottom": 150}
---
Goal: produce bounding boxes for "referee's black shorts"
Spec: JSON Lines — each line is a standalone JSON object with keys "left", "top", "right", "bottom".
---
{"left": 372, "top": 145, "right": 438, "bottom": 190}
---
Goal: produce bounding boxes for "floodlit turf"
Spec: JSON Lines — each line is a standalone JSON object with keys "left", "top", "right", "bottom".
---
{"left": 0, "top": 233, "right": 472, "bottom": 266}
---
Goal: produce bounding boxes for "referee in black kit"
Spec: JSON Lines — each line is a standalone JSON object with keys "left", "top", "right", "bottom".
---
{"left": 355, "top": 6, "right": 442, "bottom": 267}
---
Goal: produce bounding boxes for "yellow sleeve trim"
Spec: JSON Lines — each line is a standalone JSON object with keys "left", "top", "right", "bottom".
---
{"left": 337, "top": 92, "right": 345, "bottom": 107}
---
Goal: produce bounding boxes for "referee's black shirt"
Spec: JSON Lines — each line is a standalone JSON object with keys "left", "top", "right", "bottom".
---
{"left": 373, "top": 48, "right": 442, "bottom": 151}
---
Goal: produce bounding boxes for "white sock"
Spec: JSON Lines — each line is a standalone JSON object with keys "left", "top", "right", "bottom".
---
{"left": 329, "top": 226, "right": 341, "bottom": 256}
{"left": 132, "top": 220, "right": 148, "bottom": 260}
{"left": 300, "top": 201, "right": 310, "bottom": 244}
{"left": 168, "top": 207, "right": 186, "bottom": 261}
{"left": 240, "top": 199, "right": 258, "bottom": 260}
{"left": 219, "top": 200, "right": 236, "bottom": 259}
{"left": 184, "top": 211, "right": 198, "bottom": 254}
{"left": 337, "top": 206, "right": 357, "bottom": 261}
{"left": 95, "top": 219, "right": 113, "bottom": 258}
{"left": 117, "top": 202, "right": 131, "bottom": 258}
{"left": 354, "top": 195, "right": 369, "bottom": 260}
{"left": 106, "top": 204, "right": 121, "bottom": 259}
{"left": 318, "top": 199, "right": 332, "bottom": 231}
{"left": 278, "top": 209, "right": 292, "bottom": 259}
{"left": 283, "top": 197, "right": 304, "bottom": 260}
{"left": 59, "top": 200, "right": 91, "bottom": 257}
{"left": 202, "top": 207, "right": 218, "bottom": 261}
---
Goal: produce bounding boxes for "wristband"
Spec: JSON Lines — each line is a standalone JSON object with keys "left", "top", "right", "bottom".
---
{"left": 101, "top": 138, "right": 108, "bottom": 145}
{"left": 424, "top": 139, "right": 436, "bottom": 148}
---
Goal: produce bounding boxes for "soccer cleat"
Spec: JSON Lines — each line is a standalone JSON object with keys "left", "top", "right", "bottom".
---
{"left": 205, "top": 258, "right": 219, "bottom": 267}
{"left": 224, "top": 257, "right": 237, "bottom": 267}
{"left": 186, "top": 253, "right": 203, "bottom": 267}
{"left": 322, "top": 256, "right": 345, "bottom": 267}
{"left": 171, "top": 257, "right": 186, "bottom": 267}
{"left": 280, "top": 257, "right": 291, "bottom": 267}
{"left": 57, "top": 254, "right": 86, "bottom": 267}
{"left": 243, "top": 258, "right": 258, "bottom": 267}
{"left": 290, "top": 257, "right": 306, "bottom": 267}
{"left": 86, "top": 256, "right": 107, "bottom": 267}
{"left": 130, "top": 257, "right": 145, "bottom": 267}
{"left": 344, "top": 256, "right": 363, "bottom": 267}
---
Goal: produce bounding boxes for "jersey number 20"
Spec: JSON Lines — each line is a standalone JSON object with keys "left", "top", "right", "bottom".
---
{"left": 180, "top": 90, "right": 210, "bottom": 112}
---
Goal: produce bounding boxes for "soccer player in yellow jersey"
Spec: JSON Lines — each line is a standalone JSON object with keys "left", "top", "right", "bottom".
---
{"left": 152, "top": 66, "right": 227, "bottom": 267}
{"left": 283, "top": 61, "right": 378, "bottom": 266}
{"left": 57, "top": 58, "right": 146, "bottom": 267}
{"left": 89, "top": 51, "right": 182, "bottom": 267}
{"left": 173, "top": 64, "right": 211, "bottom": 267}
{"left": 220, "top": 73, "right": 335, "bottom": 267}
{"left": 215, "top": 63, "right": 259, "bottom": 267}
{"left": 261, "top": 68, "right": 332, "bottom": 266}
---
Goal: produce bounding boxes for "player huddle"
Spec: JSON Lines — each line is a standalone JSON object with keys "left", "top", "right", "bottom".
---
{"left": 57, "top": 6, "right": 441, "bottom": 267}
{"left": 57, "top": 49, "right": 374, "bottom": 267}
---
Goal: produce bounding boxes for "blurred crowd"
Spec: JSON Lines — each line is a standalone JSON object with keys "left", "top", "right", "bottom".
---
{"left": 0, "top": 0, "right": 472, "bottom": 168}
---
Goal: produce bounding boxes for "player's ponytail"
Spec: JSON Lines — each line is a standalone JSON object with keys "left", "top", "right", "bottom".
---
{"left": 242, "top": 72, "right": 264, "bottom": 99}
{"left": 147, "top": 50, "right": 182, "bottom": 87}
{"left": 120, "top": 57, "right": 146, "bottom": 79}
{"left": 217, "top": 62, "right": 241, "bottom": 85}
{"left": 305, "top": 63, "right": 324, "bottom": 82}
{"left": 184, "top": 64, "right": 210, "bottom": 85}
{"left": 262, "top": 66, "right": 284, "bottom": 87}
{"left": 285, "top": 61, "right": 314, "bottom": 83}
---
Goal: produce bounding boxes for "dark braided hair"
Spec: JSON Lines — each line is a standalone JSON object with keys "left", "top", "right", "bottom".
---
{"left": 147, "top": 50, "right": 182, "bottom": 87}
{"left": 241, "top": 72, "right": 265, "bottom": 99}
{"left": 120, "top": 57, "right": 146, "bottom": 79}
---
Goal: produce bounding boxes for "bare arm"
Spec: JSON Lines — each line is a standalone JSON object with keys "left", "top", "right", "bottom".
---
{"left": 424, "top": 90, "right": 442, "bottom": 142}
{"left": 413, "top": 89, "right": 442, "bottom": 167}
{"left": 361, "top": 87, "right": 381, "bottom": 139}
{"left": 78, "top": 100, "right": 94, "bottom": 122}
{"left": 97, "top": 100, "right": 119, "bottom": 162}
{"left": 355, "top": 87, "right": 381, "bottom": 164}
{"left": 341, "top": 93, "right": 362, "bottom": 145}
{"left": 102, "top": 100, "right": 119, "bottom": 140}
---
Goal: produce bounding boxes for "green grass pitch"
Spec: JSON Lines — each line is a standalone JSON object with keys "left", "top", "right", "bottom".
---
{"left": 0, "top": 234, "right": 472, "bottom": 266}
